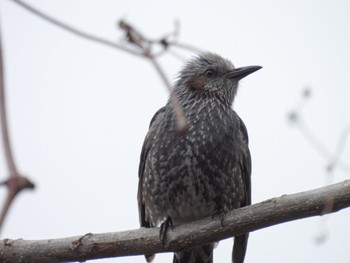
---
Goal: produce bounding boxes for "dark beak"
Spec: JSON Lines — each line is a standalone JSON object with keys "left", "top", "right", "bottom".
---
{"left": 228, "top": 65, "right": 262, "bottom": 80}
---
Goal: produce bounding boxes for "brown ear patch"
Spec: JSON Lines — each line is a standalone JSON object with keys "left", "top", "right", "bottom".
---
{"left": 186, "top": 75, "right": 207, "bottom": 91}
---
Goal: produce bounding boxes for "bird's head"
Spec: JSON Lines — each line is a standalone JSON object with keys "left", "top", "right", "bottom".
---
{"left": 175, "top": 52, "right": 262, "bottom": 106}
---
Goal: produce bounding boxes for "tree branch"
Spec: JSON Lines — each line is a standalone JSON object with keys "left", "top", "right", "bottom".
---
{"left": 147, "top": 56, "right": 188, "bottom": 133}
{"left": 0, "top": 180, "right": 349, "bottom": 262}
{"left": 9, "top": 0, "right": 143, "bottom": 57}
{"left": 288, "top": 87, "right": 350, "bottom": 173}
{"left": 0, "top": 30, "right": 35, "bottom": 234}
{"left": 10, "top": 0, "right": 191, "bottom": 133}
{"left": 0, "top": 33, "right": 17, "bottom": 176}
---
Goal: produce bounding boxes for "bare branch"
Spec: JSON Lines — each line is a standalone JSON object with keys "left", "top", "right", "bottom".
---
{"left": 168, "top": 41, "right": 202, "bottom": 53}
{"left": 0, "top": 35, "right": 16, "bottom": 175}
{"left": 147, "top": 56, "right": 188, "bottom": 133}
{"left": 117, "top": 19, "right": 189, "bottom": 133}
{"left": 327, "top": 124, "right": 350, "bottom": 173}
{"left": 0, "top": 30, "right": 35, "bottom": 234}
{"left": 10, "top": 0, "right": 194, "bottom": 135}
{"left": 119, "top": 20, "right": 150, "bottom": 50}
{"left": 9, "top": 0, "right": 144, "bottom": 57}
{"left": 288, "top": 87, "right": 350, "bottom": 173}
{"left": 0, "top": 177, "right": 35, "bottom": 228}
{"left": 0, "top": 180, "right": 349, "bottom": 263}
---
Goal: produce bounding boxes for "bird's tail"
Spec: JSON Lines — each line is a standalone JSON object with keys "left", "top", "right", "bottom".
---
{"left": 232, "top": 233, "right": 249, "bottom": 263}
{"left": 173, "top": 244, "right": 214, "bottom": 263}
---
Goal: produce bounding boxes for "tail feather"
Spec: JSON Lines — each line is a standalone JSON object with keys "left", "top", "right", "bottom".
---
{"left": 145, "top": 254, "right": 155, "bottom": 262}
{"left": 232, "top": 233, "right": 249, "bottom": 263}
{"left": 173, "top": 244, "right": 214, "bottom": 263}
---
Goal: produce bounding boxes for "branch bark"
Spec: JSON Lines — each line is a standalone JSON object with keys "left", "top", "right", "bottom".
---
{"left": 0, "top": 180, "right": 349, "bottom": 263}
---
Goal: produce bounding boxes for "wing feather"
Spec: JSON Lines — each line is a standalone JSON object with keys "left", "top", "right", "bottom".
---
{"left": 232, "top": 116, "right": 251, "bottom": 263}
{"left": 137, "top": 107, "right": 166, "bottom": 228}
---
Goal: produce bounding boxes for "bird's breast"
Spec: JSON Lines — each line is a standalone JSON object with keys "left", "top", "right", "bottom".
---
{"left": 143, "top": 107, "right": 243, "bottom": 225}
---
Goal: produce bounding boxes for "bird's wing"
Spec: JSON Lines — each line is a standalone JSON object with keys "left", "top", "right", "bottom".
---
{"left": 232, "top": 116, "right": 252, "bottom": 263}
{"left": 238, "top": 116, "right": 251, "bottom": 207}
{"left": 137, "top": 106, "right": 166, "bottom": 228}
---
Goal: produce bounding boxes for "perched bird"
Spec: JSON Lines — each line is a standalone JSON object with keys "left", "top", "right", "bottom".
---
{"left": 138, "top": 52, "right": 261, "bottom": 263}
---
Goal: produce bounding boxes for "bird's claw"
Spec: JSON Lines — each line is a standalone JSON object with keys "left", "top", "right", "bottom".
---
{"left": 159, "top": 216, "right": 173, "bottom": 245}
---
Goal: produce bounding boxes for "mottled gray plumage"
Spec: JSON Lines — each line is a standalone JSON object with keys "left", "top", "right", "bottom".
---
{"left": 138, "top": 52, "right": 261, "bottom": 263}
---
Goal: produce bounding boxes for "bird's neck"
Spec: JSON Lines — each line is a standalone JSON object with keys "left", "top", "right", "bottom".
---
{"left": 178, "top": 94, "right": 233, "bottom": 114}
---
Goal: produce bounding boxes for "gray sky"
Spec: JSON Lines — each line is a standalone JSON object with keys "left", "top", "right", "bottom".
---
{"left": 1, "top": 1, "right": 350, "bottom": 262}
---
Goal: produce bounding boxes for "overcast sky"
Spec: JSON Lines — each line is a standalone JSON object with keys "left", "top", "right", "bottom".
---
{"left": 1, "top": 1, "right": 350, "bottom": 262}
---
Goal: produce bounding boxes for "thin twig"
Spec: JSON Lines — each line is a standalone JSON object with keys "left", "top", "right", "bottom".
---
{"left": 0, "top": 36, "right": 16, "bottom": 175}
{"left": 0, "top": 177, "right": 35, "bottom": 229}
{"left": 295, "top": 116, "right": 333, "bottom": 160}
{"left": 327, "top": 124, "right": 350, "bottom": 172}
{"left": 0, "top": 31, "right": 35, "bottom": 233}
{"left": 288, "top": 88, "right": 350, "bottom": 173}
{"left": 288, "top": 87, "right": 350, "bottom": 244}
{"left": 148, "top": 56, "right": 188, "bottom": 133}
{"left": 117, "top": 20, "right": 189, "bottom": 133}
{"left": 117, "top": 19, "right": 191, "bottom": 133}
{"left": 168, "top": 41, "right": 202, "bottom": 53}
{"left": 10, "top": 0, "right": 144, "bottom": 57}
{"left": 11, "top": 0, "right": 194, "bottom": 134}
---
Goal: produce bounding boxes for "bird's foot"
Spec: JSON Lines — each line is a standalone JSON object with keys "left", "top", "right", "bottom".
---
{"left": 159, "top": 216, "right": 173, "bottom": 245}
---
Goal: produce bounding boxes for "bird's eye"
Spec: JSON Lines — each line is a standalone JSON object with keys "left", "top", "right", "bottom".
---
{"left": 204, "top": 69, "right": 214, "bottom": 77}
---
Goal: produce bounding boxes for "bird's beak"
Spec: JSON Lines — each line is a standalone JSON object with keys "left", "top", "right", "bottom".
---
{"left": 227, "top": 65, "right": 262, "bottom": 80}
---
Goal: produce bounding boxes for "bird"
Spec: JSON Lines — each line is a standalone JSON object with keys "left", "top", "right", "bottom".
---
{"left": 138, "top": 52, "right": 261, "bottom": 263}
